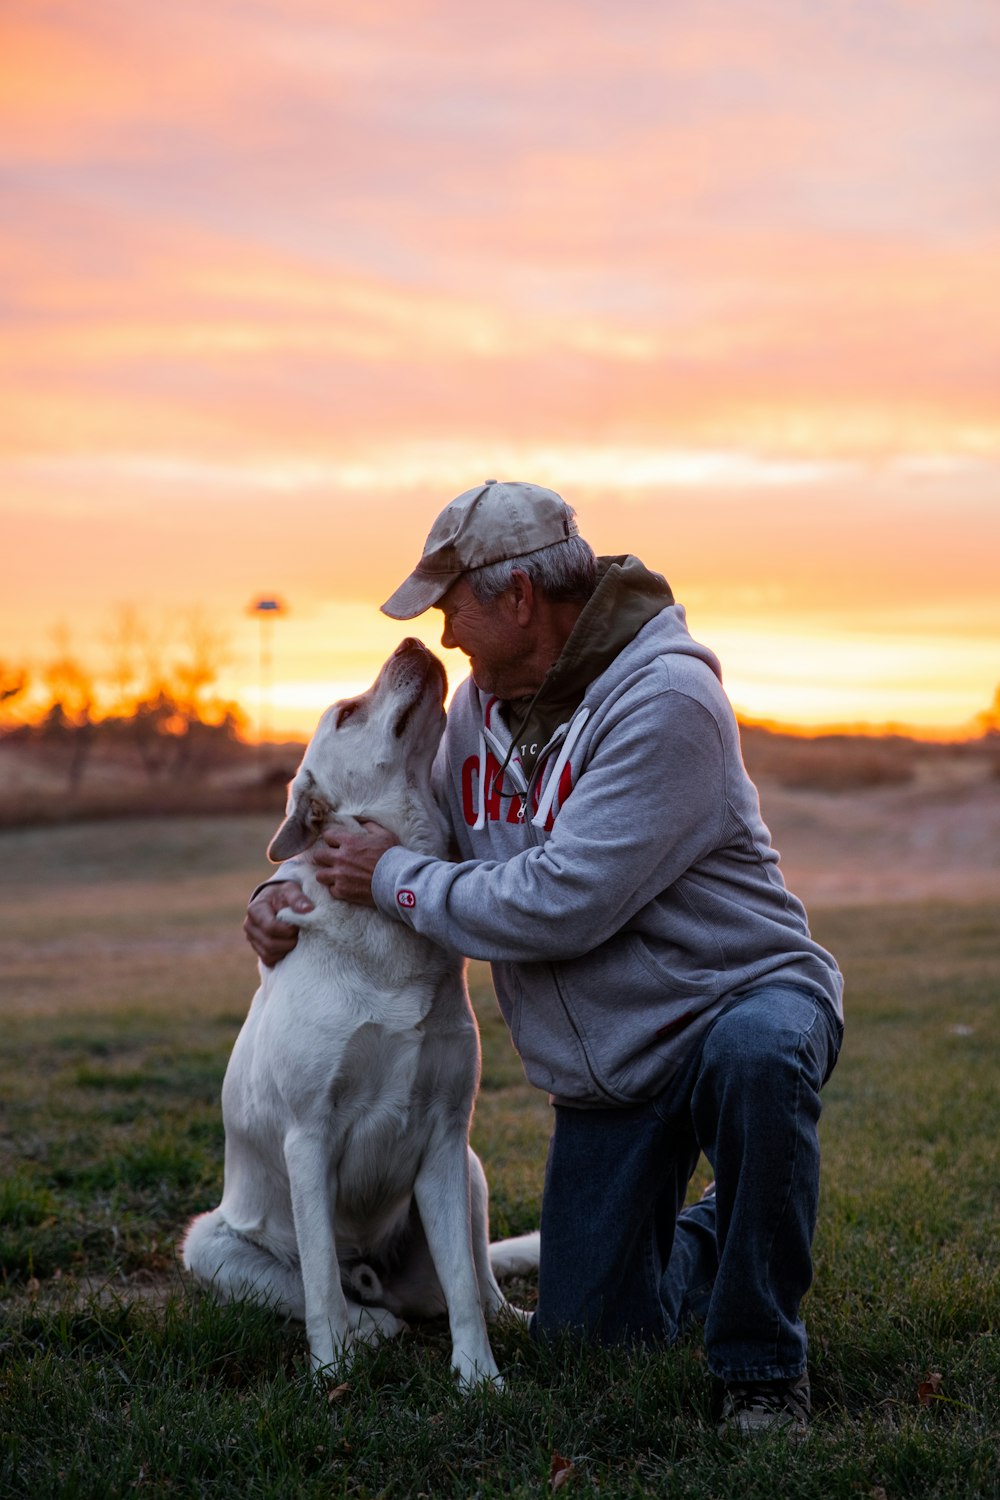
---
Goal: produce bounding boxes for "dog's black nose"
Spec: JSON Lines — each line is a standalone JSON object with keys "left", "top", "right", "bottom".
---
{"left": 394, "top": 637, "right": 424, "bottom": 657}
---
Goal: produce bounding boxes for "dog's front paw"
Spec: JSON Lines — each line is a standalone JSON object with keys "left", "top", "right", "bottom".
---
{"left": 350, "top": 1303, "right": 406, "bottom": 1346}
{"left": 452, "top": 1349, "right": 503, "bottom": 1393}
{"left": 277, "top": 905, "right": 318, "bottom": 930}
{"left": 308, "top": 1309, "right": 405, "bottom": 1376}
{"left": 494, "top": 1300, "right": 532, "bottom": 1327}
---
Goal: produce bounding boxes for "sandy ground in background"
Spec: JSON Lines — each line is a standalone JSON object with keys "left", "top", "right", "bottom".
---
{"left": 1, "top": 745, "right": 998, "bottom": 909}
{"left": 760, "top": 757, "right": 1000, "bottom": 907}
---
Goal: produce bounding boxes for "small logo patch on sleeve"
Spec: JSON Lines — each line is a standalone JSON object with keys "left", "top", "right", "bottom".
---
{"left": 397, "top": 889, "right": 417, "bottom": 910}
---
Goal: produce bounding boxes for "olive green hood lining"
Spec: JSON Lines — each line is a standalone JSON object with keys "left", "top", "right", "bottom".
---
{"left": 500, "top": 554, "right": 674, "bottom": 778}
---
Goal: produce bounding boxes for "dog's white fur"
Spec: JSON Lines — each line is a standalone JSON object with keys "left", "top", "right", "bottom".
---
{"left": 182, "top": 639, "right": 520, "bottom": 1388}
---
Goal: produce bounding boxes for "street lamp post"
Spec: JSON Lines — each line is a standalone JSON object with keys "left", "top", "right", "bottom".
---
{"left": 248, "top": 596, "right": 286, "bottom": 748}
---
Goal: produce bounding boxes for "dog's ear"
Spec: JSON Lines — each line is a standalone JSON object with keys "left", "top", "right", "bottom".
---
{"left": 267, "top": 806, "right": 315, "bottom": 862}
{"left": 267, "top": 785, "right": 332, "bottom": 862}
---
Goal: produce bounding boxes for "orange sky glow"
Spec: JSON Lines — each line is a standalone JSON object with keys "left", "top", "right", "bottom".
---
{"left": 2, "top": 0, "right": 998, "bottom": 741}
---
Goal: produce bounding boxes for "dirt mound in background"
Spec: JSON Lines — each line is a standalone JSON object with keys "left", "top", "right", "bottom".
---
{"left": 761, "top": 754, "right": 1000, "bottom": 906}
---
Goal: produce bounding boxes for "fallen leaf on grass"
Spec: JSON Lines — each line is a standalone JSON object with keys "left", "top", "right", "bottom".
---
{"left": 326, "top": 1382, "right": 350, "bottom": 1404}
{"left": 549, "top": 1452, "right": 575, "bottom": 1491}
{"left": 872, "top": 1487, "right": 889, "bottom": 1500}
{"left": 917, "top": 1372, "right": 943, "bottom": 1405}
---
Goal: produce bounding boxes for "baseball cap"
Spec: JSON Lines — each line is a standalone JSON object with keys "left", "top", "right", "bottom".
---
{"left": 380, "top": 479, "right": 579, "bottom": 619}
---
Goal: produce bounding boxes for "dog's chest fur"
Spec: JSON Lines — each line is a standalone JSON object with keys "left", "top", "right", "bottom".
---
{"left": 221, "top": 911, "right": 477, "bottom": 1257}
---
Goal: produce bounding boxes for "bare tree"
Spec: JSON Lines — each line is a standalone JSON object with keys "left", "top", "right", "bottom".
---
{"left": 6, "top": 609, "right": 247, "bottom": 798}
{"left": 102, "top": 605, "right": 157, "bottom": 718}
{"left": 0, "top": 661, "right": 29, "bottom": 728}
{"left": 173, "top": 608, "right": 229, "bottom": 713}
{"left": 101, "top": 607, "right": 242, "bottom": 780}
{"left": 975, "top": 684, "right": 1000, "bottom": 739}
{"left": 42, "top": 628, "right": 97, "bottom": 790}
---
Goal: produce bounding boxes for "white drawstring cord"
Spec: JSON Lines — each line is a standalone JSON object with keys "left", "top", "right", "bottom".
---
{"left": 530, "top": 708, "right": 590, "bottom": 828}
{"left": 473, "top": 729, "right": 488, "bottom": 831}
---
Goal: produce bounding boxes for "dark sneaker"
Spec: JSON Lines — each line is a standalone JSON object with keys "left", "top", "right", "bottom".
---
{"left": 717, "top": 1371, "right": 811, "bottom": 1438}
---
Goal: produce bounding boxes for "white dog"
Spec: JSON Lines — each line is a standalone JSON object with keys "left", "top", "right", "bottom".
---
{"left": 182, "top": 638, "right": 521, "bottom": 1389}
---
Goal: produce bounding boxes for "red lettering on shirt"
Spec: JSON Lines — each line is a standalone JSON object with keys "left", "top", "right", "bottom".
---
{"left": 462, "top": 751, "right": 574, "bottom": 830}
{"left": 462, "top": 750, "right": 503, "bottom": 825}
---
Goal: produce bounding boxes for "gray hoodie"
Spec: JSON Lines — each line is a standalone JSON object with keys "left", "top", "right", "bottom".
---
{"left": 371, "top": 562, "right": 843, "bottom": 1108}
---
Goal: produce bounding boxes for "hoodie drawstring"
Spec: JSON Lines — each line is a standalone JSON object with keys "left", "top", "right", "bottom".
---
{"left": 473, "top": 729, "right": 488, "bottom": 831}
{"left": 530, "top": 708, "right": 590, "bottom": 828}
{"left": 473, "top": 707, "right": 589, "bottom": 830}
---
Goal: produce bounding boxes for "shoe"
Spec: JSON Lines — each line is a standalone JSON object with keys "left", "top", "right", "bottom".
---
{"left": 717, "top": 1371, "right": 811, "bottom": 1438}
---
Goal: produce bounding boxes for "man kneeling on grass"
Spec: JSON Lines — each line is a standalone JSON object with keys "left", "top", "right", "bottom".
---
{"left": 245, "top": 480, "right": 844, "bottom": 1437}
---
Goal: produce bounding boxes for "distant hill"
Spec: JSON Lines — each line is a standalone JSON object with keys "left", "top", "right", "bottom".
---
{"left": 738, "top": 722, "right": 999, "bottom": 792}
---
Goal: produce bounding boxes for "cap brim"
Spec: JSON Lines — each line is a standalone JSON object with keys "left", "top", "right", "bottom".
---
{"left": 380, "top": 568, "right": 461, "bottom": 620}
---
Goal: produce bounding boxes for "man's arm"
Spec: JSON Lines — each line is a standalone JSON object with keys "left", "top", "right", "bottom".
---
{"left": 326, "top": 688, "right": 727, "bottom": 963}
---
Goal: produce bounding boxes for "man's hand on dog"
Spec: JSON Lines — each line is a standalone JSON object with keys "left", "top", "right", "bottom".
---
{"left": 244, "top": 882, "right": 314, "bottom": 967}
{"left": 244, "top": 823, "right": 398, "bottom": 965}
{"left": 314, "top": 820, "right": 398, "bottom": 906}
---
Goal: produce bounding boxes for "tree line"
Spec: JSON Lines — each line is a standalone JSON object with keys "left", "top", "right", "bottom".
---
{"left": 0, "top": 607, "right": 249, "bottom": 791}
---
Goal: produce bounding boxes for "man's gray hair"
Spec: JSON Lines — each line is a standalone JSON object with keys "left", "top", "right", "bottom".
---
{"left": 465, "top": 536, "right": 598, "bottom": 606}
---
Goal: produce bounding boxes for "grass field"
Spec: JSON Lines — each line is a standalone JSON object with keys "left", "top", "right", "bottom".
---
{"left": 1, "top": 817, "right": 998, "bottom": 1498}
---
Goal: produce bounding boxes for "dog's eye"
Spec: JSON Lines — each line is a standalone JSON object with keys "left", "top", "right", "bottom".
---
{"left": 336, "top": 703, "right": 357, "bottom": 729}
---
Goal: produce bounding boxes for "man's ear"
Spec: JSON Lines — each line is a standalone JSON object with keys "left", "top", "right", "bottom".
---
{"left": 507, "top": 568, "right": 535, "bottom": 625}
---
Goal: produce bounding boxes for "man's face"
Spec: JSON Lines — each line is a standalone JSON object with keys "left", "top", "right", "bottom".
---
{"left": 435, "top": 577, "right": 538, "bottom": 699}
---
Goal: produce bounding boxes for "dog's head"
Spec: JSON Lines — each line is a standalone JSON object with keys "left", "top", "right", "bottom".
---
{"left": 267, "top": 638, "right": 448, "bottom": 862}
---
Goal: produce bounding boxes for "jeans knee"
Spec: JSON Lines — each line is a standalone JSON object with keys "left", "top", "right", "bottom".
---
{"left": 700, "top": 1006, "right": 783, "bottom": 1084}
{"left": 698, "top": 991, "right": 828, "bottom": 1102}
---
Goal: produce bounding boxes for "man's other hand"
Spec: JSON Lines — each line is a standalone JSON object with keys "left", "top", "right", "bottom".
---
{"left": 244, "top": 881, "right": 313, "bottom": 966}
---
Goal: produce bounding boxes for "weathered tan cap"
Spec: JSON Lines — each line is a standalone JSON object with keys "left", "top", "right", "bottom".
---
{"left": 380, "top": 479, "right": 579, "bottom": 619}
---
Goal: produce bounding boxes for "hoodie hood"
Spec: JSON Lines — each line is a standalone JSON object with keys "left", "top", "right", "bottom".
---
{"left": 501, "top": 554, "right": 674, "bottom": 778}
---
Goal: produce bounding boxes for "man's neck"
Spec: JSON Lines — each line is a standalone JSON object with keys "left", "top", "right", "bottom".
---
{"left": 497, "top": 598, "right": 586, "bottom": 720}
{"left": 529, "top": 598, "right": 587, "bottom": 685}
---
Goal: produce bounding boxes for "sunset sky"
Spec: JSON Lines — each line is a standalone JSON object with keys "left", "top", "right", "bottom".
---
{"left": 2, "top": 0, "right": 998, "bottom": 739}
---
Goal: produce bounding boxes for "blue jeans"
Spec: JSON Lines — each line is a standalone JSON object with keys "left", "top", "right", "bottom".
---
{"left": 532, "top": 984, "right": 841, "bottom": 1383}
